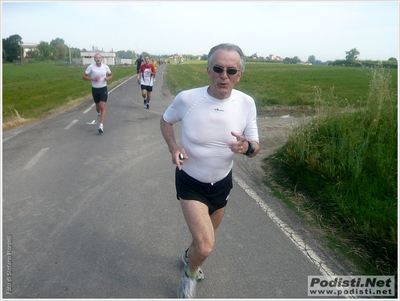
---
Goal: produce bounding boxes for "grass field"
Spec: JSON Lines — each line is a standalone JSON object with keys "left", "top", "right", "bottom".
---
{"left": 165, "top": 61, "right": 397, "bottom": 108}
{"left": 3, "top": 60, "right": 397, "bottom": 121}
{"left": 3, "top": 60, "right": 398, "bottom": 276}
{"left": 2, "top": 61, "right": 136, "bottom": 122}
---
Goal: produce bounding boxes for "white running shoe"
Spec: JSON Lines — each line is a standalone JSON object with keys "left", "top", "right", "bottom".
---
{"left": 182, "top": 248, "right": 204, "bottom": 281}
{"left": 98, "top": 123, "right": 104, "bottom": 134}
{"left": 177, "top": 267, "right": 197, "bottom": 298}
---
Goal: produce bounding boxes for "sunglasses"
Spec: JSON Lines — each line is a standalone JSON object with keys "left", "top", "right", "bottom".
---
{"left": 212, "top": 65, "right": 240, "bottom": 75}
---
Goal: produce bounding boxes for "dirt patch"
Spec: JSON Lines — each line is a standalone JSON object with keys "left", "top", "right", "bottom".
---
{"left": 235, "top": 106, "right": 314, "bottom": 181}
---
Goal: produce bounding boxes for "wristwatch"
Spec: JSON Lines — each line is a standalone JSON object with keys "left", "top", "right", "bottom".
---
{"left": 244, "top": 141, "right": 255, "bottom": 156}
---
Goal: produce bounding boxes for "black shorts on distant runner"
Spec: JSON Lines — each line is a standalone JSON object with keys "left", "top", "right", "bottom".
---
{"left": 92, "top": 86, "right": 108, "bottom": 103}
{"left": 175, "top": 168, "right": 233, "bottom": 215}
{"left": 141, "top": 85, "right": 153, "bottom": 92}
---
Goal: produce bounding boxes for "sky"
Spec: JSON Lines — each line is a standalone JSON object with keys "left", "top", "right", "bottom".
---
{"left": 1, "top": 1, "right": 399, "bottom": 62}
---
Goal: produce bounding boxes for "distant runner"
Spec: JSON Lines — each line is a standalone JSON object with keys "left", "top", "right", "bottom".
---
{"left": 139, "top": 56, "right": 156, "bottom": 109}
{"left": 82, "top": 53, "right": 113, "bottom": 134}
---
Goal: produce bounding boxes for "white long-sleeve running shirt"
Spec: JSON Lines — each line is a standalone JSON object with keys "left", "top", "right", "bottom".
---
{"left": 163, "top": 86, "right": 259, "bottom": 183}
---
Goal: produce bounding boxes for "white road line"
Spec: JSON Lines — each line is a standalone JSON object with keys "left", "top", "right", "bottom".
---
{"left": 83, "top": 103, "right": 95, "bottom": 114}
{"left": 3, "top": 130, "right": 22, "bottom": 143}
{"left": 233, "top": 173, "right": 336, "bottom": 278}
{"left": 109, "top": 76, "right": 135, "bottom": 93}
{"left": 24, "top": 148, "right": 49, "bottom": 170}
{"left": 64, "top": 119, "right": 78, "bottom": 130}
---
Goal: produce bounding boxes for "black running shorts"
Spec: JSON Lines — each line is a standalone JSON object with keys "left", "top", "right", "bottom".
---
{"left": 92, "top": 86, "right": 108, "bottom": 103}
{"left": 175, "top": 168, "right": 233, "bottom": 215}
{"left": 141, "top": 85, "right": 153, "bottom": 92}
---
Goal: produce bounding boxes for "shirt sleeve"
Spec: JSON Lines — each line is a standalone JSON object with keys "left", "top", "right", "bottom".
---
{"left": 162, "top": 92, "right": 184, "bottom": 124}
{"left": 243, "top": 96, "right": 260, "bottom": 143}
{"left": 85, "top": 64, "right": 92, "bottom": 75}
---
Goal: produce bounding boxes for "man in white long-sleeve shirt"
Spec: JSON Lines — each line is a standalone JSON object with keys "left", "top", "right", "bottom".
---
{"left": 160, "top": 43, "right": 260, "bottom": 298}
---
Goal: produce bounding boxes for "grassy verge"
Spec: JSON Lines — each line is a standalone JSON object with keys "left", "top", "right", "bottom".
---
{"left": 266, "top": 66, "right": 397, "bottom": 275}
{"left": 2, "top": 61, "right": 136, "bottom": 128}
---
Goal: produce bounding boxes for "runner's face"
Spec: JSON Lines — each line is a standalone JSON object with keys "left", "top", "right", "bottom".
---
{"left": 94, "top": 55, "right": 102, "bottom": 66}
{"left": 207, "top": 49, "right": 242, "bottom": 99}
{"left": 145, "top": 57, "right": 150, "bottom": 64}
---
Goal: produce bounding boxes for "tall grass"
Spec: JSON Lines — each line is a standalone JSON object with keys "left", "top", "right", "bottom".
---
{"left": 268, "top": 66, "right": 397, "bottom": 275}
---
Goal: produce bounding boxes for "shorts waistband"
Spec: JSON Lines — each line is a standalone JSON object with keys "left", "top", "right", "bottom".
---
{"left": 178, "top": 168, "right": 232, "bottom": 186}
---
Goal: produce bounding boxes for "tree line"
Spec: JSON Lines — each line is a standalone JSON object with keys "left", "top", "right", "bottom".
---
{"left": 2, "top": 35, "right": 82, "bottom": 62}
{"left": 2, "top": 34, "right": 195, "bottom": 62}
{"left": 328, "top": 47, "right": 398, "bottom": 69}
{"left": 2, "top": 35, "right": 398, "bottom": 69}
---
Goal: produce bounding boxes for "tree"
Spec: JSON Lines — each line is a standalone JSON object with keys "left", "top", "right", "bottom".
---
{"left": 283, "top": 56, "right": 301, "bottom": 64}
{"left": 388, "top": 57, "right": 397, "bottom": 62}
{"left": 50, "top": 38, "right": 65, "bottom": 48}
{"left": 56, "top": 44, "right": 68, "bottom": 59}
{"left": 70, "top": 47, "right": 81, "bottom": 59}
{"left": 116, "top": 50, "right": 135, "bottom": 58}
{"left": 345, "top": 48, "right": 360, "bottom": 61}
{"left": 293, "top": 56, "right": 302, "bottom": 64}
{"left": 307, "top": 55, "right": 316, "bottom": 64}
{"left": 26, "top": 49, "right": 39, "bottom": 59}
{"left": 37, "top": 41, "right": 57, "bottom": 60}
{"left": 49, "top": 38, "right": 68, "bottom": 59}
{"left": 2, "top": 34, "right": 23, "bottom": 62}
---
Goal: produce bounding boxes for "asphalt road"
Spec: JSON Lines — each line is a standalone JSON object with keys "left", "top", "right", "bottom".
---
{"left": 3, "top": 64, "right": 347, "bottom": 298}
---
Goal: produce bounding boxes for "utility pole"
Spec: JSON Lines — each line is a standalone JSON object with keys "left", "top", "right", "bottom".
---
{"left": 20, "top": 43, "right": 23, "bottom": 65}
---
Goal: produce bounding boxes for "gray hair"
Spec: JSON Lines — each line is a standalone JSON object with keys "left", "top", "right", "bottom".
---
{"left": 207, "top": 43, "right": 246, "bottom": 72}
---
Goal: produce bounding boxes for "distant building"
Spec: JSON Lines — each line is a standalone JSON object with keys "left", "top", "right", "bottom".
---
{"left": 269, "top": 54, "right": 283, "bottom": 61}
{"left": 81, "top": 48, "right": 116, "bottom": 65}
{"left": 115, "top": 58, "right": 133, "bottom": 65}
{"left": 21, "top": 42, "right": 39, "bottom": 58}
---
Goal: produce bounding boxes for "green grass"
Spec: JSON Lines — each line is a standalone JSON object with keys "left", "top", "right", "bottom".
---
{"left": 165, "top": 62, "right": 397, "bottom": 108}
{"left": 267, "top": 66, "right": 397, "bottom": 275}
{"left": 2, "top": 61, "right": 136, "bottom": 121}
